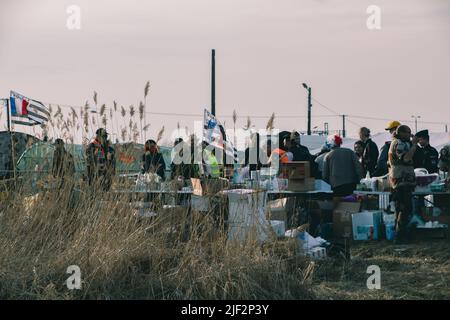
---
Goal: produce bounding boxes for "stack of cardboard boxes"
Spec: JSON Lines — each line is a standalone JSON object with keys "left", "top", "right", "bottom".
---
{"left": 279, "top": 161, "right": 315, "bottom": 192}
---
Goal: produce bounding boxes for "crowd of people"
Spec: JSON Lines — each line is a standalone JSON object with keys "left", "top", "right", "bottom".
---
{"left": 50, "top": 121, "right": 449, "bottom": 244}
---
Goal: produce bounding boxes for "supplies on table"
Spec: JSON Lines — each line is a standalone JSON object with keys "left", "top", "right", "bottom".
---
{"left": 414, "top": 168, "right": 439, "bottom": 192}
{"left": 269, "top": 178, "right": 289, "bottom": 191}
{"left": 135, "top": 172, "right": 162, "bottom": 191}
{"left": 430, "top": 182, "right": 446, "bottom": 193}
{"left": 190, "top": 178, "right": 229, "bottom": 196}
{"left": 351, "top": 211, "right": 382, "bottom": 241}
{"left": 315, "top": 180, "right": 331, "bottom": 192}
{"left": 359, "top": 172, "right": 378, "bottom": 191}
{"left": 287, "top": 178, "right": 316, "bottom": 192}
{"left": 332, "top": 201, "right": 361, "bottom": 238}
{"left": 223, "top": 189, "right": 269, "bottom": 243}
{"left": 279, "top": 161, "right": 315, "bottom": 192}
{"left": 375, "top": 174, "right": 391, "bottom": 192}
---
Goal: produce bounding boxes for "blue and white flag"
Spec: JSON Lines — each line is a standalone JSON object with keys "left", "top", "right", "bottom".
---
{"left": 9, "top": 91, "right": 50, "bottom": 126}
{"left": 203, "top": 109, "right": 236, "bottom": 162}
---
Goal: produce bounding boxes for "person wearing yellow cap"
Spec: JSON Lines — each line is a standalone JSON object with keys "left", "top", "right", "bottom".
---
{"left": 373, "top": 120, "right": 401, "bottom": 176}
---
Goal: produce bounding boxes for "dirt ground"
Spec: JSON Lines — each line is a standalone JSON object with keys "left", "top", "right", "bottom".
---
{"left": 312, "top": 240, "right": 450, "bottom": 299}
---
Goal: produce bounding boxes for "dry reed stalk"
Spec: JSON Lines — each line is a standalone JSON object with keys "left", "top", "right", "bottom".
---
{"left": 266, "top": 113, "right": 275, "bottom": 131}
{"left": 156, "top": 126, "right": 165, "bottom": 143}
{"left": 143, "top": 81, "right": 150, "bottom": 141}
{"left": 139, "top": 101, "right": 145, "bottom": 143}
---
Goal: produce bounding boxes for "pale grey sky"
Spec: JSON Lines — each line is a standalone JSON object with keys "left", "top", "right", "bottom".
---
{"left": 1, "top": 0, "right": 449, "bottom": 143}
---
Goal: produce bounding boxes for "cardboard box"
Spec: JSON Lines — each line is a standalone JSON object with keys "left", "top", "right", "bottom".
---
{"left": 280, "top": 161, "right": 310, "bottom": 180}
{"left": 306, "top": 246, "right": 327, "bottom": 260}
{"left": 332, "top": 202, "right": 361, "bottom": 238}
{"left": 267, "top": 198, "right": 288, "bottom": 225}
{"left": 351, "top": 211, "right": 382, "bottom": 241}
{"left": 191, "top": 178, "right": 229, "bottom": 196}
{"left": 288, "top": 178, "right": 315, "bottom": 192}
{"left": 376, "top": 177, "right": 391, "bottom": 192}
{"left": 270, "top": 220, "right": 286, "bottom": 237}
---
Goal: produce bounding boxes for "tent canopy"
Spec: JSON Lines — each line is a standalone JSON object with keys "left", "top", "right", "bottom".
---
{"left": 16, "top": 142, "right": 173, "bottom": 175}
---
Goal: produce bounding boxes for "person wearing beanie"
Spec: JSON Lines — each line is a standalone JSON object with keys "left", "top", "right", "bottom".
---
{"left": 323, "top": 135, "right": 363, "bottom": 196}
{"left": 358, "top": 127, "right": 379, "bottom": 177}
{"left": 412, "top": 129, "right": 439, "bottom": 174}
{"left": 315, "top": 141, "right": 332, "bottom": 179}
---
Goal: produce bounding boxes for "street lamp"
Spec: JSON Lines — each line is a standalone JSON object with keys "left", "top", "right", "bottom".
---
{"left": 411, "top": 115, "right": 421, "bottom": 133}
{"left": 302, "top": 83, "right": 312, "bottom": 135}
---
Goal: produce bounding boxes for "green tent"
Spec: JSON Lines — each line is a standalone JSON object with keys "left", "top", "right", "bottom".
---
{"left": 16, "top": 142, "right": 173, "bottom": 176}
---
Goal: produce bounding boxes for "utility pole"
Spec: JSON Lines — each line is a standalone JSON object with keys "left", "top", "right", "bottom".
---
{"left": 211, "top": 49, "right": 216, "bottom": 116}
{"left": 342, "top": 115, "right": 346, "bottom": 138}
{"left": 302, "top": 83, "right": 312, "bottom": 135}
{"left": 411, "top": 115, "right": 421, "bottom": 133}
{"left": 324, "top": 122, "right": 329, "bottom": 135}
{"left": 5, "top": 98, "right": 11, "bottom": 132}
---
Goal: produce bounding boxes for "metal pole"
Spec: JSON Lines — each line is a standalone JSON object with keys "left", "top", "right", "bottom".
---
{"left": 211, "top": 49, "right": 216, "bottom": 116}
{"left": 446, "top": 124, "right": 448, "bottom": 133}
{"left": 5, "top": 98, "right": 11, "bottom": 132}
{"left": 341, "top": 115, "right": 345, "bottom": 138}
{"left": 342, "top": 115, "right": 346, "bottom": 138}
{"left": 307, "top": 87, "right": 312, "bottom": 135}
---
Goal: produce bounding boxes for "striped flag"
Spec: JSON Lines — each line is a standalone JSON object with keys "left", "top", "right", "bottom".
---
{"left": 203, "top": 109, "right": 237, "bottom": 163}
{"left": 9, "top": 91, "right": 50, "bottom": 126}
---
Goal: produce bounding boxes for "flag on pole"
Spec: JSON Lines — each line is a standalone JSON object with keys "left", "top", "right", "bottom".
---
{"left": 9, "top": 91, "right": 50, "bottom": 126}
{"left": 203, "top": 109, "right": 236, "bottom": 162}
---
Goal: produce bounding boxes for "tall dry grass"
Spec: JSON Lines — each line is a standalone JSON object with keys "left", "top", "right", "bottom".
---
{"left": 0, "top": 90, "right": 313, "bottom": 299}
{"left": 0, "top": 174, "right": 314, "bottom": 300}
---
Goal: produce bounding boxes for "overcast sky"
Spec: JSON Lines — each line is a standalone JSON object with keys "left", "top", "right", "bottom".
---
{"left": 0, "top": 0, "right": 449, "bottom": 143}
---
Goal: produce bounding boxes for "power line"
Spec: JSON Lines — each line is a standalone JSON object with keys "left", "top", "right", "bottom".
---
{"left": 8, "top": 98, "right": 449, "bottom": 126}
{"left": 311, "top": 98, "right": 341, "bottom": 116}
{"left": 347, "top": 114, "right": 449, "bottom": 125}
{"left": 38, "top": 101, "right": 340, "bottom": 119}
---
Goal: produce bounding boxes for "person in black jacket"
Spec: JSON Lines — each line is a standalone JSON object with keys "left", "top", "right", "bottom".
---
{"left": 141, "top": 139, "right": 166, "bottom": 180}
{"left": 359, "top": 127, "right": 379, "bottom": 177}
{"left": 288, "top": 131, "right": 312, "bottom": 162}
{"left": 244, "top": 133, "right": 263, "bottom": 171}
{"left": 413, "top": 130, "right": 439, "bottom": 174}
{"left": 287, "top": 131, "right": 318, "bottom": 177}
{"left": 86, "top": 128, "right": 115, "bottom": 191}
{"left": 171, "top": 138, "right": 199, "bottom": 179}
{"left": 52, "top": 138, "right": 75, "bottom": 189}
